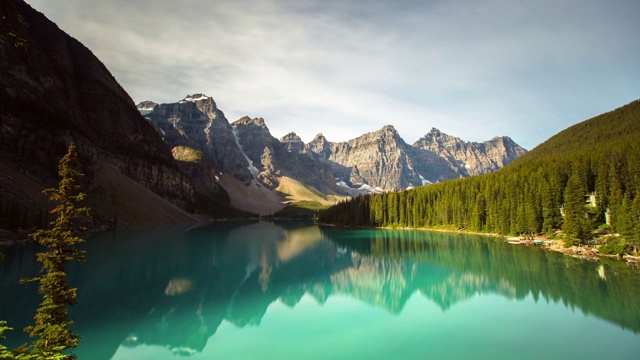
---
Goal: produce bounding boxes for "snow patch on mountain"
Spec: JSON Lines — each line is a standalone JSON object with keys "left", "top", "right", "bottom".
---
{"left": 231, "top": 125, "right": 260, "bottom": 179}
{"left": 418, "top": 174, "right": 432, "bottom": 185}
{"left": 179, "top": 94, "right": 209, "bottom": 103}
{"left": 358, "top": 184, "right": 384, "bottom": 194}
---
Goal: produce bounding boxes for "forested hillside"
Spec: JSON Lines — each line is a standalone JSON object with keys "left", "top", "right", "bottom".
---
{"left": 319, "top": 99, "right": 640, "bottom": 250}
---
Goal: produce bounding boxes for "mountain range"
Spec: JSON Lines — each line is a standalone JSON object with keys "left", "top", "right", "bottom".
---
{"left": 138, "top": 94, "right": 526, "bottom": 215}
{"left": 0, "top": 0, "right": 525, "bottom": 237}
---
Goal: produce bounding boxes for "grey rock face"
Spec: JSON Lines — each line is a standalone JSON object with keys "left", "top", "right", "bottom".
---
{"left": 305, "top": 125, "right": 461, "bottom": 190}
{"left": 140, "top": 95, "right": 255, "bottom": 184}
{"left": 232, "top": 117, "right": 336, "bottom": 193}
{"left": 413, "top": 128, "right": 527, "bottom": 176}
{"left": 304, "top": 126, "right": 527, "bottom": 191}
{"left": 139, "top": 95, "right": 527, "bottom": 197}
{"left": 280, "top": 132, "right": 305, "bottom": 154}
{"left": 140, "top": 99, "right": 337, "bottom": 194}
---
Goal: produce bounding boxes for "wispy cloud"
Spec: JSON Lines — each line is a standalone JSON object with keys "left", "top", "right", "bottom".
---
{"left": 27, "top": 0, "right": 640, "bottom": 148}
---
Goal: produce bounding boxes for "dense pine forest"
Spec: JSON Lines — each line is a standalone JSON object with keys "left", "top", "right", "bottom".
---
{"left": 319, "top": 100, "right": 640, "bottom": 252}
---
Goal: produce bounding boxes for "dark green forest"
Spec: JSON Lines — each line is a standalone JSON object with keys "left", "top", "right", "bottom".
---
{"left": 319, "top": 100, "right": 640, "bottom": 251}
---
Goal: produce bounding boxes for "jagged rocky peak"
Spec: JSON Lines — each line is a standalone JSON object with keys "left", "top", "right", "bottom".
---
{"left": 421, "top": 127, "right": 465, "bottom": 147}
{"left": 373, "top": 125, "right": 404, "bottom": 142}
{"left": 381, "top": 124, "right": 399, "bottom": 134}
{"left": 486, "top": 135, "right": 518, "bottom": 148}
{"left": 232, "top": 117, "right": 271, "bottom": 140}
{"left": 280, "top": 132, "right": 305, "bottom": 154}
{"left": 306, "top": 125, "right": 423, "bottom": 190}
{"left": 413, "top": 128, "right": 527, "bottom": 176}
{"left": 142, "top": 93, "right": 213, "bottom": 108}
{"left": 361, "top": 125, "right": 402, "bottom": 143}
{"left": 179, "top": 93, "right": 214, "bottom": 104}
{"left": 227, "top": 117, "right": 337, "bottom": 194}
{"left": 136, "top": 100, "right": 158, "bottom": 115}
{"left": 426, "top": 127, "right": 452, "bottom": 139}
{"left": 140, "top": 95, "right": 255, "bottom": 184}
{"left": 181, "top": 94, "right": 219, "bottom": 118}
{"left": 306, "top": 133, "right": 332, "bottom": 159}
{"left": 137, "top": 100, "right": 157, "bottom": 110}
{"left": 234, "top": 116, "right": 267, "bottom": 128}
{"left": 232, "top": 117, "right": 274, "bottom": 163}
{"left": 483, "top": 136, "right": 527, "bottom": 162}
{"left": 362, "top": 124, "right": 406, "bottom": 151}
{"left": 281, "top": 132, "right": 302, "bottom": 143}
{"left": 304, "top": 123, "right": 527, "bottom": 191}
{"left": 140, "top": 93, "right": 223, "bottom": 127}
{"left": 309, "top": 133, "right": 329, "bottom": 148}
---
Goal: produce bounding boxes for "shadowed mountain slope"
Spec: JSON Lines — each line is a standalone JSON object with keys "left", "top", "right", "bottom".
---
{"left": 0, "top": 0, "right": 200, "bottom": 235}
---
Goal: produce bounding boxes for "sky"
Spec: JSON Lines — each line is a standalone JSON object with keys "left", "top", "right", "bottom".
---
{"left": 25, "top": 0, "right": 640, "bottom": 150}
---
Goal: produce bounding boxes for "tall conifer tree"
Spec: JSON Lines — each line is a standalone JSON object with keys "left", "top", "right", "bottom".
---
{"left": 21, "top": 145, "right": 90, "bottom": 359}
{"left": 562, "top": 172, "right": 590, "bottom": 245}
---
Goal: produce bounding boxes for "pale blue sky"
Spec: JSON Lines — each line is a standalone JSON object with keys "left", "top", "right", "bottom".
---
{"left": 26, "top": 0, "right": 640, "bottom": 149}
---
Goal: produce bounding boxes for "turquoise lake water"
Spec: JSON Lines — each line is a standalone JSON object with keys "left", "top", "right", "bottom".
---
{"left": 1, "top": 221, "right": 639, "bottom": 359}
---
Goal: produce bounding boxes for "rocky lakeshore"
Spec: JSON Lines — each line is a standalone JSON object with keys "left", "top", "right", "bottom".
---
{"left": 542, "top": 240, "right": 640, "bottom": 268}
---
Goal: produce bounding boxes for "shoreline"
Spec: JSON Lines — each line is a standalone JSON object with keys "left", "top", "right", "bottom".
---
{"left": 318, "top": 222, "right": 640, "bottom": 268}
{"left": 542, "top": 239, "right": 640, "bottom": 267}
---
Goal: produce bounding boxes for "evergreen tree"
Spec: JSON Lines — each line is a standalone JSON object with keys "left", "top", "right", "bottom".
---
{"left": 20, "top": 145, "right": 90, "bottom": 360}
{"left": 615, "top": 197, "right": 634, "bottom": 237}
{"left": 1, "top": 320, "right": 15, "bottom": 359}
{"left": 632, "top": 194, "right": 640, "bottom": 251}
{"left": 562, "top": 173, "right": 590, "bottom": 246}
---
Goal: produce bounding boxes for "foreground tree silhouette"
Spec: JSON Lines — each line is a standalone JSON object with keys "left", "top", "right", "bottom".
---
{"left": 1, "top": 320, "right": 14, "bottom": 359}
{"left": 18, "top": 145, "right": 90, "bottom": 359}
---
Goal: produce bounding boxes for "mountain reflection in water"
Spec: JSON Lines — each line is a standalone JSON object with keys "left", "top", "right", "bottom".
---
{"left": 0, "top": 221, "right": 639, "bottom": 359}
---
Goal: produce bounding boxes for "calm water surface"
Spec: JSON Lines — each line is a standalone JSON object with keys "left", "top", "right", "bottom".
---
{"left": 1, "top": 221, "right": 639, "bottom": 359}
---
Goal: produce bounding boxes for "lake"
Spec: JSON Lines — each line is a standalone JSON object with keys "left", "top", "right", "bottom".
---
{"left": 1, "top": 221, "right": 639, "bottom": 359}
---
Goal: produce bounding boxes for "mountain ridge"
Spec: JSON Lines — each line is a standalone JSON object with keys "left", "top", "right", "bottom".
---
{"left": 139, "top": 95, "right": 526, "bottom": 199}
{"left": 413, "top": 127, "right": 527, "bottom": 176}
{"left": 302, "top": 123, "right": 526, "bottom": 190}
{"left": 140, "top": 95, "right": 340, "bottom": 215}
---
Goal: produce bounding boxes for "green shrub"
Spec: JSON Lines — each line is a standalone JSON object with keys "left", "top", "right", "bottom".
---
{"left": 563, "top": 235, "right": 581, "bottom": 248}
{"left": 599, "top": 237, "right": 629, "bottom": 255}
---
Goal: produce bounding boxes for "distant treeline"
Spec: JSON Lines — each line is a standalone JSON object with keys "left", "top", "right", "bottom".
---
{"left": 319, "top": 100, "right": 640, "bottom": 248}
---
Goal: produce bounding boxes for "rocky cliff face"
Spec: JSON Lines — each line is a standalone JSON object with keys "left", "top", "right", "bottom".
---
{"left": 232, "top": 117, "right": 336, "bottom": 193}
{"left": 139, "top": 98, "right": 338, "bottom": 214}
{"left": 413, "top": 128, "right": 527, "bottom": 176}
{"left": 302, "top": 126, "right": 527, "bottom": 191}
{"left": 305, "top": 125, "right": 462, "bottom": 190}
{"left": 141, "top": 94, "right": 255, "bottom": 185}
{"left": 0, "top": 0, "right": 197, "bottom": 232}
{"left": 280, "top": 132, "right": 306, "bottom": 154}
